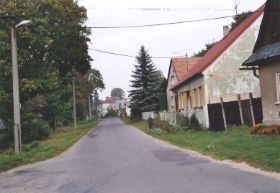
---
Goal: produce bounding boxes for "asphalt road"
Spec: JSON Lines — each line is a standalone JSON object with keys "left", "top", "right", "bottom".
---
{"left": 0, "top": 118, "right": 279, "bottom": 193}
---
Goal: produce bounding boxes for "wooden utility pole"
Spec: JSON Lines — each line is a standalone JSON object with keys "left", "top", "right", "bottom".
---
{"left": 249, "top": 93, "right": 255, "bottom": 126}
{"left": 237, "top": 94, "right": 244, "bottom": 125}
{"left": 220, "top": 97, "right": 227, "bottom": 130}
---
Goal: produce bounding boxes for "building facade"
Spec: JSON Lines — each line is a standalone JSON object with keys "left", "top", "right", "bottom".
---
{"left": 171, "top": 5, "right": 265, "bottom": 129}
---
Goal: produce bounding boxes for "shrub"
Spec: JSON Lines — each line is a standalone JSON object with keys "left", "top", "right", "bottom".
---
{"left": 105, "top": 108, "right": 118, "bottom": 117}
{"left": 190, "top": 114, "right": 202, "bottom": 130}
{"left": 152, "top": 117, "right": 177, "bottom": 132}
{"left": 22, "top": 117, "right": 52, "bottom": 143}
{"left": 176, "top": 114, "right": 189, "bottom": 128}
{"left": 251, "top": 124, "right": 280, "bottom": 135}
{"left": 148, "top": 117, "right": 153, "bottom": 129}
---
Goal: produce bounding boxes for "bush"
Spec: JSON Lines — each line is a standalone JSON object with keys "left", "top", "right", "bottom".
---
{"left": 105, "top": 108, "right": 118, "bottom": 117}
{"left": 176, "top": 114, "right": 189, "bottom": 128}
{"left": 148, "top": 117, "right": 153, "bottom": 129}
{"left": 251, "top": 124, "right": 280, "bottom": 135}
{"left": 152, "top": 117, "right": 177, "bottom": 132}
{"left": 22, "top": 117, "right": 52, "bottom": 143}
{"left": 190, "top": 114, "right": 202, "bottom": 130}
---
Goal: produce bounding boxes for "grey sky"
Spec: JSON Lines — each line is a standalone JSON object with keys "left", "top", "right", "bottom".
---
{"left": 78, "top": 0, "right": 266, "bottom": 99}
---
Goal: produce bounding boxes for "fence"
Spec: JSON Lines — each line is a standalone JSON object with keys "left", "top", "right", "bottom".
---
{"left": 142, "top": 112, "right": 155, "bottom": 120}
{"left": 208, "top": 97, "right": 263, "bottom": 131}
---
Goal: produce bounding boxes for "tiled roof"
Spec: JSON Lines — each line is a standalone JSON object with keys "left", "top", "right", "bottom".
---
{"left": 104, "top": 96, "right": 120, "bottom": 103}
{"left": 171, "top": 57, "right": 202, "bottom": 81}
{"left": 171, "top": 4, "right": 265, "bottom": 90}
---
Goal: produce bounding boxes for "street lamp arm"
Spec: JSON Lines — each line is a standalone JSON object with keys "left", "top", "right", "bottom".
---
{"left": 15, "top": 20, "right": 31, "bottom": 28}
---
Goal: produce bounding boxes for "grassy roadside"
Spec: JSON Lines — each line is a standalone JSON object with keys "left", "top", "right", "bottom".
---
{"left": 123, "top": 119, "right": 280, "bottom": 172}
{"left": 0, "top": 119, "right": 100, "bottom": 172}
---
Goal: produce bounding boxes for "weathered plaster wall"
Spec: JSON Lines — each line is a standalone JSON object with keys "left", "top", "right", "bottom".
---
{"left": 177, "top": 76, "right": 204, "bottom": 94}
{"left": 176, "top": 76, "right": 207, "bottom": 127}
{"left": 203, "top": 14, "right": 263, "bottom": 104}
{"left": 259, "top": 62, "right": 280, "bottom": 124}
{"left": 166, "top": 65, "right": 178, "bottom": 112}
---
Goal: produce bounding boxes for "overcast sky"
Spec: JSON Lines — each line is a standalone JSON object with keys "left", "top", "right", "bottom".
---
{"left": 78, "top": 0, "right": 266, "bottom": 99}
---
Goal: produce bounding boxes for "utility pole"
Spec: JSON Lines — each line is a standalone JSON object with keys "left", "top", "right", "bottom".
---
{"left": 11, "top": 18, "right": 21, "bottom": 153}
{"left": 1, "top": 16, "right": 31, "bottom": 153}
{"left": 234, "top": 0, "right": 240, "bottom": 15}
{"left": 72, "top": 68, "right": 77, "bottom": 129}
{"left": 88, "top": 93, "right": 92, "bottom": 119}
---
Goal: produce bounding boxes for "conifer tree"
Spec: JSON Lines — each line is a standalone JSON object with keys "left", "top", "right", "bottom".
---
{"left": 129, "top": 46, "right": 161, "bottom": 119}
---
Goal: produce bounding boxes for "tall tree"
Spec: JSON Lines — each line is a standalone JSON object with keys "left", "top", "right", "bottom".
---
{"left": 230, "top": 11, "right": 253, "bottom": 32}
{"left": 111, "top": 88, "right": 124, "bottom": 99}
{"left": 129, "top": 46, "right": 161, "bottom": 119}
{"left": 0, "top": 0, "right": 93, "bottom": 142}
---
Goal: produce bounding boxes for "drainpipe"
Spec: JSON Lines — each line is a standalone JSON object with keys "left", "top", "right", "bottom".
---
{"left": 253, "top": 67, "right": 259, "bottom": 78}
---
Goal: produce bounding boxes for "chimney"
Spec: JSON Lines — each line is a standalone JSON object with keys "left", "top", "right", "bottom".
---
{"left": 223, "top": 25, "right": 230, "bottom": 37}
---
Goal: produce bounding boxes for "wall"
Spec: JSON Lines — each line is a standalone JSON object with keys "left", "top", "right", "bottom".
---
{"left": 166, "top": 65, "right": 178, "bottom": 112}
{"left": 203, "top": 14, "right": 263, "bottom": 104}
{"left": 175, "top": 76, "right": 207, "bottom": 127}
{"left": 142, "top": 112, "right": 155, "bottom": 120}
{"left": 259, "top": 62, "right": 280, "bottom": 124}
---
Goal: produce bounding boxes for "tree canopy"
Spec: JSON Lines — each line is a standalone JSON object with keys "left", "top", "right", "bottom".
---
{"left": 111, "top": 88, "right": 125, "bottom": 99}
{"left": 0, "top": 0, "right": 98, "bottom": 142}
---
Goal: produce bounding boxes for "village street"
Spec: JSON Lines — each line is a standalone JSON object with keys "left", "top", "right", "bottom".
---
{"left": 0, "top": 118, "right": 279, "bottom": 193}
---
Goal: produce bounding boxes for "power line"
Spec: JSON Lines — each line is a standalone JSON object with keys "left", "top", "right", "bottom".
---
{"left": 85, "top": 8, "right": 262, "bottom": 29}
{"left": 89, "top": 48, "right": 184, "bottom": 59}
{"left": 88, "top": 15, "right": 234, "bottom": 29}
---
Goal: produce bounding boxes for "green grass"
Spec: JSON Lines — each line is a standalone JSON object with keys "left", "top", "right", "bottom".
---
{"left": 123, "top": 119, "right": 280, "bottom": 172}
{"left": 0, "top": 119, "right": 100, "bottom": 172}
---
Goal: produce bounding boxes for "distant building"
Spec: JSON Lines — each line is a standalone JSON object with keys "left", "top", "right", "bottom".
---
{"left": 101, "top": 96, "right": 126, "bottom": 117}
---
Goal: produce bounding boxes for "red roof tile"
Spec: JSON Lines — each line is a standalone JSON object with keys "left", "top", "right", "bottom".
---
{"left": 171, "top": 4, "right": 265, "bottom": 90}
{"left": 171, "top": 57, "right": 202, "bottom": 81}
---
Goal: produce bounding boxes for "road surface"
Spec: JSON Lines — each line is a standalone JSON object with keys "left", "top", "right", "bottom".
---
{"left": 0, "top": 118, "right": 279, "bottom": 193}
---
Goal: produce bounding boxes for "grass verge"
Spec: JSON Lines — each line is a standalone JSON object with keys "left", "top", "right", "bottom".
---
{"left": 123, "top": 119, "right": 280, "bottom": 172}
{"left": 0, "top": 119, "right": 100, "bottom": 172}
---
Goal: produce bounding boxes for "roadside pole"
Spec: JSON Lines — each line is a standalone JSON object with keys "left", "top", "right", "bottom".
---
{"left": 72, "top": 69, "right": 77, "bottom": 129}
{"left": 11, "top": 18, "right": 21, "bottom": 153}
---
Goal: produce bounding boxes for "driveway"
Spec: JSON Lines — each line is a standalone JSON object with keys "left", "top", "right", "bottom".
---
{"left": 0, "top": 118, "right": 279, "bottom": 193}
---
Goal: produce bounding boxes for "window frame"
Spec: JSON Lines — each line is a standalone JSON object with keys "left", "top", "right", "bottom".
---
{"left": 276, "top": 72, "right": 280, "bottom": 103}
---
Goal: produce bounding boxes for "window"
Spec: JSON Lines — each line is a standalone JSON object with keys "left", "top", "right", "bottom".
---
{"left": 183, "top": 92, "right": 187, "bottom": 109}
{"left": 198, "top": 86, "right": 203, "bottom": 107}
{"left": 187, "top": 91, "right": 190, "bottom": 109}
{"left": 276, "top": 73, "right": 280, "bottom": 102}
{"left": 193, "top": 89, "right": 197, "bottom": 107}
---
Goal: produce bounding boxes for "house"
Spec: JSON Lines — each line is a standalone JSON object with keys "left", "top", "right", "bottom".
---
{"left": 170, "top": 5, "right": 265, "bottom": 130}
{"left": 101, "top": 96, "right": 127, "bottom": 117}
{"left": 166, "top": 57, "right": 202, "bottom": 112}
{"left": 242, "top": 0, "right": 280, "bottom": 125}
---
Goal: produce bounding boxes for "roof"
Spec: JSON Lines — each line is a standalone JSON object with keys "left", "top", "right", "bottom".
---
{"left": 243, "top": 0, "right": 280, "bottom": 67}
{"left": 171, "top": 4, "right": 265, "bottom": 90}
{"left": 104, "top": 96, "right": 120, "bottom": 104}
{"left": 170, "top": 57, "right": 201, "bottom": 81}
{"left": 243, "top": 42, "right": 280, "bottom": 67}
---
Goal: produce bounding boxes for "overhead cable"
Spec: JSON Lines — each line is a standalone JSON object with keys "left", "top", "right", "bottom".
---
{"left": 89, "top": 48, "right": 185, "bottom": 59}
